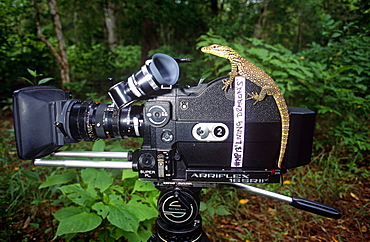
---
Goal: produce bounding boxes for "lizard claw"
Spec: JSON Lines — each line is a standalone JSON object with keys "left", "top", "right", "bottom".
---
{"left": 222, "top": 79, "right": 232, "bottom": 91}
{"left": 246, "top": 92, "right": 260, "bottom": 105}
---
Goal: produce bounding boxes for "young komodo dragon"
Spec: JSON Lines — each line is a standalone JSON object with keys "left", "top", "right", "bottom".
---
{"left": 201, "top": 44, "right": 289, "bottom": 169}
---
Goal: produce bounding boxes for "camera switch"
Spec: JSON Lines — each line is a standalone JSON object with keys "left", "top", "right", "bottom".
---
{"left": 192, "top": 123, "right": 229, "bottom": 141}
{"left": 139, "top": 153, "right": 155, "bottom": 168}
{"left": 195, "top": 125, "right": 209, "bottom": 139}
{"left": 161, "top": 131, "right": 174, "bottom": 143}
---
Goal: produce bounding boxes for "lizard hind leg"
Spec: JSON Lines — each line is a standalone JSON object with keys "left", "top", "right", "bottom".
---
{"left": 246, "top": 87, "right": 269, "bottom": 105}
{"left": 246, "top": 91, "right": 267, "bottom": 105}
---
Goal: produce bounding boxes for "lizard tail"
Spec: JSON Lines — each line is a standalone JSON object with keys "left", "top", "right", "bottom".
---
{"left": 274, "top": 95, "right": 290, "bottom": 169}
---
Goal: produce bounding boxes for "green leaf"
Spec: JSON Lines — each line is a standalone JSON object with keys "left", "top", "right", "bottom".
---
{"left": 92, "top": 139, "right": 105, "bottom": 152}
{"left": 109, "top": 227, "right": 125, "bottom": 240}
{"left": 199, "top": 201, "right": 207, "bottom": 212}
{"left": 316, "top": 105, "right": 342, "bottom": 116}
{"left": 20, "top": 77, "right": 35, "bottom": 86}
{"left": 38, "top": 77, "right": 53, "bottom": 85}
{"left": 107, "top": 205, "right": 139, "bottom": 232}
{"left": 272, "top": 70, "right": 288, "bottom": 79}
{"left": 122, "top": 169, "right": 138, "bottom": 180}
{"left": 92, "top": 202, "right": 110, "bottom": 218}
{"left": 125, "top": 202, "right": 157, "bottom": 221}
{"left": 331, "top": 32, "right": 342, "bottom": 38}
{"left": 27, "top": 68, "right": 37, "bottom": 77}
{"left": 122, "top": 230, "right": 152, "bottom": 242}
{"left": 81, "top": 168, "right": 113, "bottom": 193}
{"left": 56, "top": 212, "right": 102, "bottom": 236}
{"left": 215, "top": 206, "right": 231, "bottom": 215}
{"left": 59, "top": 184, "right": 96, "bottom": 205}
{"left": 269, "top": 59, "right": 285, "bottom": 68}
{"left": 39, "top": 171, "right": 76, "bottom": 189}
{"left": 287, "top": 69, "right": 306, "bottom": 80}
{"left": 108, "top": 194, "right": 125, "bottom": 206}
{"left": 132, "top": 180, "right": 156, "bottom": 193}
{"left": 218, "top": 64, "right": 231, "bottom": 74}
{"left": 21, "top": 170, "right": 40, "bottom": 180}
{"left": 126, "top": 195, "right": 157, "bottom": 221}
{"left": 248, "top": 47, "right": 269, "bottom": 61}
{"left": 54, "top": 207, "right": 83, "bottom": 221}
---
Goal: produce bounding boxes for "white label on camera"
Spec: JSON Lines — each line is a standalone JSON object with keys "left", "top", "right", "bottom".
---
{"left": 231, "top": 76, "right": 246, "bottom": 167}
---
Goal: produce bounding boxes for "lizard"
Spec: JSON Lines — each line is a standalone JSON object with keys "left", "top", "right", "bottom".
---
{"left": 201, "top": 44, "right": 289, "bottom": 169}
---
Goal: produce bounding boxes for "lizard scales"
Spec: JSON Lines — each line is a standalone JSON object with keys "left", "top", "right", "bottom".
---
{"left": 201, "top": 44, "right": 289, "bottom": 168}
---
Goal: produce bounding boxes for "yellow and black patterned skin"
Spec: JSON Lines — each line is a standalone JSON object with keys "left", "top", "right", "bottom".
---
{"left": 201, "top": 44, "right": 289, "bottom": 168}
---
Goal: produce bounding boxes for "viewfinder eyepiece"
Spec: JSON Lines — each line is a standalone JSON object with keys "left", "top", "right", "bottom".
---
{"left": 108, "top": 53, "right": 179, "bottom": 108}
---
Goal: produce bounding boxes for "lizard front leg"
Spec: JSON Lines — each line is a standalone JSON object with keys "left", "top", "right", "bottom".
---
{"left": 222, "top": 62, "right": 239, "bottom": 91}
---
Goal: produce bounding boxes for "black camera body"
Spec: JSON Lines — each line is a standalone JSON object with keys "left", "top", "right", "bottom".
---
{"left": 132, "top": 76, "right": 315, "bottom": 184}
{"left": 13, "top": 54, "right": 315, "bottom": 185}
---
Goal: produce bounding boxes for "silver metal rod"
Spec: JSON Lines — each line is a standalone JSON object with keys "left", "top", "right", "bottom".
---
{"left": 34, "top": 159, "right": 133, "bottom": 169}
{"left": 52, "top": 151, "right": 129, "bottom": 159}
{"left": 228, "top": 183, "right": 293, "bottom": 203}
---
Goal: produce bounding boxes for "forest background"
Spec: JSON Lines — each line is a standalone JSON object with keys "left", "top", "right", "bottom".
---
{"left": 0, "top": 0, "right": 369, "bottom": 241}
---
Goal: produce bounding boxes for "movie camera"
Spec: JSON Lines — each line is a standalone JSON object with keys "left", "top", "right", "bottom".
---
{"left": 13, "top": 53, "right": 341, "bottom": 241}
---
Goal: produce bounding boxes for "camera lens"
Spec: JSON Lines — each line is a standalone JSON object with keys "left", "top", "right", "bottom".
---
{"left": 65, "top": 100, "right": 143, "bottom": 142}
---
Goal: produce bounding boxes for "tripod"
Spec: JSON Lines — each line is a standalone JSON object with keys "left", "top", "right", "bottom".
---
{"left": 148, "top": 186, "right": 209, "bottom": 242}
{"left": 35, "top": 151, "right": 342, "bottom": 242}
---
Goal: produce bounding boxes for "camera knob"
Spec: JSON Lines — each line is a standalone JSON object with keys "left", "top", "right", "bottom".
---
{"left": 145, "top": 103, "right": 171, "bottom": 127}
{"left": 195, "top": 125, "right": 209, "bottom": 139}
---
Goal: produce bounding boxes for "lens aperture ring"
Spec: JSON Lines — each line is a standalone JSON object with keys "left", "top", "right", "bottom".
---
{"left": 95, "top": 103, "right": 108, "bottom": 139}
{"left": 77, "top": 101, "right": 98, "bottom": 141}
{"left": 111, "top": 107, "right": 120, "bottom": 138}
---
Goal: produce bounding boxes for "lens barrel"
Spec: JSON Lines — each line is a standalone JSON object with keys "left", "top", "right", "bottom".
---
{"left": 65, "top": 100, "right": 143, "bottom": 142}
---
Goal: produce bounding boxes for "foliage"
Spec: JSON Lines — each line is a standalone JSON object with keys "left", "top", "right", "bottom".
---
{"left": 33, "top": 140, "right": 158, "bottom": 241}
{"left": 300, "top": 31, "right": 370, "bottom": 157}
{"left": 44, "top": 168, "right": 158, "bottom": 241}
{"left": 20, "top": 69, "right": 53, "bottom": 86}
{"left": 38, "top": 140, "right": 159, "bottom": 241}
{"left": 67, "top": 44, "right": 142, "bottom": 83}
{"left": 200, "top": 187, "right": 233, "bottom": 223}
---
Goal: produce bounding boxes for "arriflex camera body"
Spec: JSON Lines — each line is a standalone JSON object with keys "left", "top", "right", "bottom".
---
{"left": 13, "top": 54, "right": 315, "bottom": 185}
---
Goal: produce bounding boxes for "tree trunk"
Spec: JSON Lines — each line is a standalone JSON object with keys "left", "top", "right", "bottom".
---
{"left": 33, "top": 0, "right": 70, "bottom": 85}
{"left": 104, "top": 0, "right": 119, "bottom": 50}
{"left": 253, "top": 0, "right": 270, "bottom": 39}
{"left": 141, "top": 16, "right": 159, "bottom": 63}
{"left": 210, "top": 0, "right": 218, "bottom": 16}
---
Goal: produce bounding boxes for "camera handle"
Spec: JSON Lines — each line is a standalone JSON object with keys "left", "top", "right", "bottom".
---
{"left": 227, "top": 183, "right": 342, "bottom": 219}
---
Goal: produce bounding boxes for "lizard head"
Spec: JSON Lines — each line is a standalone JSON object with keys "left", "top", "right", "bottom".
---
{"left": 201, "top": 44, "right": 236, "bottom": 59}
